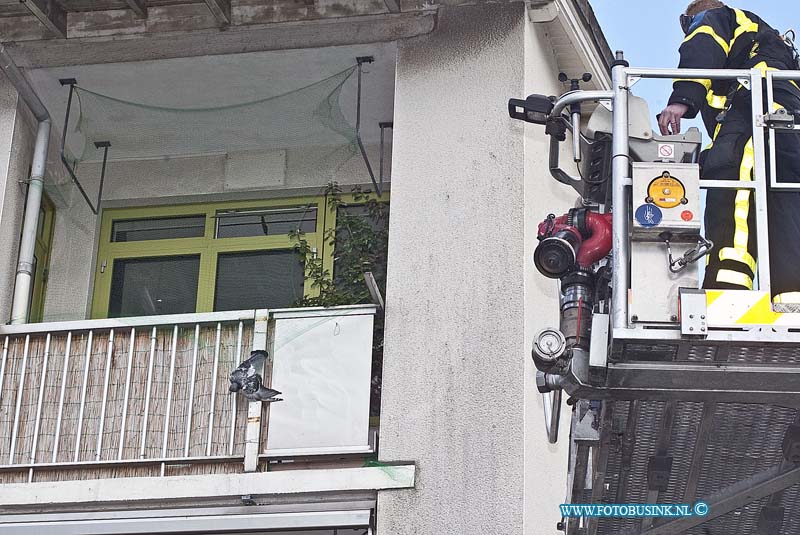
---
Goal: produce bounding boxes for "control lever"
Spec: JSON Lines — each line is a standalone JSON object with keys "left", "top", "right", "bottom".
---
{"left": 660, "top": 232, "right": 714, "bottom": 273}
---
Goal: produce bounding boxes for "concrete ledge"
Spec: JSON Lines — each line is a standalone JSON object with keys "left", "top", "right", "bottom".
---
{"left": 0, "top": 465, "right": 416, "bottom": 507}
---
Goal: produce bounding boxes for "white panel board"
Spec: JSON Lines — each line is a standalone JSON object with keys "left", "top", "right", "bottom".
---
{"left": 224, "top": 149, "right": 286, "bottom": 190}
{"left": 266, "top": 312, "right": 374, "bottom": 453}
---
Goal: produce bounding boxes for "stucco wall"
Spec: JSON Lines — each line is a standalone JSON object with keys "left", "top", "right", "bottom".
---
{"left": 377, "top": 3, "right": 528, "bottom": 534}
{"left": 377, "top": 3, "right": 577, "bottom": 534}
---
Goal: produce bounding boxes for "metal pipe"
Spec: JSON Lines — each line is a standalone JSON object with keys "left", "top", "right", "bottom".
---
{"left": 117, "top": 328, "right": 135, "bottom": 460}
{"left": 184, "top": 324, "right": 200, "bottom": 457}
{"left": 95, "top": 329, "right": 114, "bottom": 461}
{"left": 0, "top": 46, "right": 52, "bottom": 325}
{"left": 206, "top": 322, "right": 222, "bottom": 457}
{"left": 611, "top": 53, "right": 631, "bottom": 329}
{"left": 74, "top": 330, "right": 93, "bottom": 462}
{"left": 10, "top": 119, "right": 51, "bottom": 324}
{"left": 551, "top": 90, "right": 613, "bottom": 116}
{"left": 624, "top": 67, "right": 752, "bottom": 79}
{"left": 139, "top": 326, "right": 157, "bottom": 459}
{"left": 9, "top": 335, "right": 30, "bottom": 464}
{"left": 52, "top": 332, "right": 71, "bottom": 462}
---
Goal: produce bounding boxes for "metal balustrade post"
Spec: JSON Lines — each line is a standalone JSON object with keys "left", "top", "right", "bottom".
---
{"left": 74, "top": 331, "right": 93, "bottom": 463}
{"left": 52, "top": 332, "right": 71, "bottom": 462}
{"left": 184, "top": 324, "right": 200, "bottom": 457}
{"left": 206, "top": 323, "right": 222, "bottom": 457}
{"left": 139, "top": 326, "right": 157, "bottom": 459}
{"left": 29, "top": 333, "right": 51, "bottom": 479}
{"left": 160, "top": 325, "right": 178, "bottom": 474}
{"left": 96, "top": 329, "right": 114, "bottom": 460}
{"left": 229, "top": 321, "right": 243, "bottom": 456}
{"left": 10, "top": 335, "right": 30, "bottom": 464}
{"left": 118, "top": 328, "right": 135, "bottom": 460}
{"left": 245, "top": 309, "right": 269, "bottom": 472}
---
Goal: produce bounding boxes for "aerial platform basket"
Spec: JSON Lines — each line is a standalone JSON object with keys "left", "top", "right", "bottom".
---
{"left": 510, "top": 54, "right": 800, "bottom": 535}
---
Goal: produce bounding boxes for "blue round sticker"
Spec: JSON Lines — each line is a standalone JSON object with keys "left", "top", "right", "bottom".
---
{"left": 635, "top": 204, "right": 662, "bottom": 227}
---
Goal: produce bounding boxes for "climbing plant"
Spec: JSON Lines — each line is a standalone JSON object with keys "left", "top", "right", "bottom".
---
{"left": 289, "top": 181, "right": 389, "bottom": 417}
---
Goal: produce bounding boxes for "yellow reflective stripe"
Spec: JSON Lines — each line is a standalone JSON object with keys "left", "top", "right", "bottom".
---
{"left": 752, "top": 61, "right": 800, "bottom": 91}
{"left": 733, "top": 138, "right": 755, "bottom": 251}
{"left": 731, "top": 9, "right": 758, "bottom": 50}
{"left": 717, "top": 269, "right": 754, "bottom": 289}
{"left": 706, "top": 91, "right": 728, "bottom": 109}
{"left": 774, "top": 292, "right": 800, "bottom": 304}
{"left": 718, "top": 247, "right": 756, "bottom": 273}
{"left": 684, "top": 26, "right": 730, "bottom": 55}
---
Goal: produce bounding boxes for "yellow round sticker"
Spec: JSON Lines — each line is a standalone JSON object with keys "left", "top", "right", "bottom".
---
{"left": 647, "top": 174, "right": 686, "bottom": 209}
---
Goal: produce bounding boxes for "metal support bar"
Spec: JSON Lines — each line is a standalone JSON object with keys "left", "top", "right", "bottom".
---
{"left": 641, "top": 401, "right": 677, "bottom": 530}
{"left": 203, "top": 0, "right": 231, "bottom": 26}
{"left": 58, "top": 79, "right": 102, "bottom": 215}
{"left": 20, "top": 0, "right": 66, "bottom": 38}
{"left": 682, "top": 402, "right": 716, "bottom": 502}
{"left": 639, "top": 463, "right": 800, "bottom": 535}
{"left": 355, "top": 56, "right": 384, "bottom": 197}
{"left": 748, "top": 69, "right": 772, "bottom": 294}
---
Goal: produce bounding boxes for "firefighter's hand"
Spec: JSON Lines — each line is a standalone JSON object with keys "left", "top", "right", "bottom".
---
{"left": 658, "top": 103, "right": 689, "bottom": 135}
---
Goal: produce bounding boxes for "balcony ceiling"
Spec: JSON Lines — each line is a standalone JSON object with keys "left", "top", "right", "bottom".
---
{"left": 25, "top": 41, "right": 396, "bottom": 146}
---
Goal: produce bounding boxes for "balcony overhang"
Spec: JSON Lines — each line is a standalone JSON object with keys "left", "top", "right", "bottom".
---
{"left": 0, "top": 464, "right": 415, "bottom": 513}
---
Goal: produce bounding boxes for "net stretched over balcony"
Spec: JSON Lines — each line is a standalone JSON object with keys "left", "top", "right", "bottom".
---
{"left": 67, "top": 65, "right": 358, "bottom": 163}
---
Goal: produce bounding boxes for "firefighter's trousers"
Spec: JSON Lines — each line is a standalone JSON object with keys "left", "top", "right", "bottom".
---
{"left": 702, "top": 83, "right": 800, "bottom": 299}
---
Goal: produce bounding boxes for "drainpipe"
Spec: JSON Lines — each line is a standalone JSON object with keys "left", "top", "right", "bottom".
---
{"left": 0, "top": 45, "right": 51, "bottom": 324}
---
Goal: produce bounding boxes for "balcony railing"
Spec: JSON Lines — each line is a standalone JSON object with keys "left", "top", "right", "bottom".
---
{"left": 0, "top": 305, "right": 376, "bottom": 483}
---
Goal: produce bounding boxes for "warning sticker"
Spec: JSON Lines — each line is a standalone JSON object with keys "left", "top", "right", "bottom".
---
{"left": 681, "top": 210, "right": 694, "bottom": 221}
{"left": 658, "top": 144, "right": 675, "bottom": 159}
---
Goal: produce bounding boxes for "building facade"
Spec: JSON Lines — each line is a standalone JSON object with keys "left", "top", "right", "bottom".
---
{"left": 0, "top": 1, "right": 612, "bottom": 533}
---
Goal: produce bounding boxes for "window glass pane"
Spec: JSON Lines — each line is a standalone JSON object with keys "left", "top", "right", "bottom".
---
{"left": 111, "top": 215, "right": 206, "bottom": 242}
{"left": 109, "top": 255, "right": 200, "bottom": 317}
{"left": 214, "top": 250, "right": 304, "bottom": 311}
{"left": 215, "top": 206, "right": 317, "bottom": 238}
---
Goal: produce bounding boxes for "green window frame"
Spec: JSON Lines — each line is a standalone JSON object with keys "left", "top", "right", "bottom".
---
{"left": 91, "top": 196, "right": 332, "bottom": 319}
{"left": 30, "top": 194, "right": 55, "bottom": 323}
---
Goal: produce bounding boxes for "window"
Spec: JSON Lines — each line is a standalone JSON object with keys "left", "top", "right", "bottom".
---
{"left": 91, "top": 194, "right": 388, "bottom": 319}
{"left": 92, "top": 198, "right": 322, "bottom": 319}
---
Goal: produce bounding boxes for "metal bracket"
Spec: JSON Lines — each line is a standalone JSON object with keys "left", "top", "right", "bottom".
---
{"left": 354, "top": 56, "right": 388, "bottom": 197}
{"left": 679, "top": 289, "right": 708, "bottom": 336}
{"left": 59, "top": 78, "right": 104, "bottom": 215}
{"left": 758, "top": 109, "right": 796, "bottom": 129}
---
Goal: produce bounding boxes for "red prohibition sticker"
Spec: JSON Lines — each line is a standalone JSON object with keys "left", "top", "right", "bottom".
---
{"left": 681, "top": 210, "right": 694, "bottom": 221}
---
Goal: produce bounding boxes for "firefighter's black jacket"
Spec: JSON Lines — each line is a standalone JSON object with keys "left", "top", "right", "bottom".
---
{"left": 669, "top": 5, "right": 798, "bottom": 135}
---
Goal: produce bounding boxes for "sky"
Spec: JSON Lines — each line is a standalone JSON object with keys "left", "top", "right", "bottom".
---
{"left": 589, "top": 0, "right": 800, "bottom": 134}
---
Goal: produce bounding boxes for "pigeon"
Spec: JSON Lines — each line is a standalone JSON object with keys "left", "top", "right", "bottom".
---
{"left": 229, "top": 350, "right": 283, "bottom": 402}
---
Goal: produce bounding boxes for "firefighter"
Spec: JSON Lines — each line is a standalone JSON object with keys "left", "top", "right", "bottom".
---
{"left": 658, "top": 0, "right": 800, "bottom": 303}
